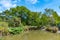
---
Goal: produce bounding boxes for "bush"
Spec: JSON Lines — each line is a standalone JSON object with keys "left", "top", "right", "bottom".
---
{"left": 52, "top": 27, "right": 58, "bottom": 33}
{"left": 9, "top": 27, "right": 24, "bottom": 35}
{"left": 46, "top": 27, "right": 52, "bottom": 32}
{"left": 0, "top": 22, "right": 9, "bottom": 36}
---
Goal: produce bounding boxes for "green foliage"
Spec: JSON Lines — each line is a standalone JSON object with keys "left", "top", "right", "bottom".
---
{"left": 8, "top": 23, "right": 24, "bottom": 35}
{"left": 0, "top": 22, "right": 9, "bottom": 35}
{"left": 0, "top": 6, "right": 60, "bottom": 35}
{"left": 0, "top": 6, "right": 60, "bottom": 27}
{"left": 9, "top": 27, "right": 24, "bottom": 35}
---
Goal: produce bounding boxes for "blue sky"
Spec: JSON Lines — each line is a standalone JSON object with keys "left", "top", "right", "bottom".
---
{"left": 0, "top": 0, "right": 60, "bottom": 15}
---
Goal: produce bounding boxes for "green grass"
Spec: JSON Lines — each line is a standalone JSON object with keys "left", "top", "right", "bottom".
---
{"left": 1, "top": 30, "right": 60, "bottom": 40}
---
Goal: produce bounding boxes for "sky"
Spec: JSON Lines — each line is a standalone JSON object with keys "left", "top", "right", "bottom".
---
{"left": 0, "top": 0, "right": 60, "bottom": 15}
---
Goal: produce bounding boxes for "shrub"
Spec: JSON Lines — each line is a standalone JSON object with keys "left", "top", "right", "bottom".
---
{"left": 52, "top": 27, "right": 58, "bottom": 33}
{"left": 9, "top": 27, "right": 24, "bottom": 35}
{"left": 46, "top": 27, "right": 58, "bottom": 33}
{"left": 46, "top": 27, "right": 52, "bottom": 32}
{"left": 0, "top": 22, "right": 9, "bottom": 36}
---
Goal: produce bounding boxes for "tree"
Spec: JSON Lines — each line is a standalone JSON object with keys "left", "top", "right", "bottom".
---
{"left": 52, "top": 11, "right": 59, "bottom": 26}
{"left": 44, "top": 8, "right": 59, "bottom": 26}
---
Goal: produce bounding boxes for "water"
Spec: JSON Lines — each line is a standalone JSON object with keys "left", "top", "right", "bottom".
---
{"left": 22, "top": 30, "right": 42, "bottom": 40}
{"left": 2, "top": 30, "right": 60, "bottom": 40}
{"left": 20, "top": 30, "right": 60, "bottom": 40}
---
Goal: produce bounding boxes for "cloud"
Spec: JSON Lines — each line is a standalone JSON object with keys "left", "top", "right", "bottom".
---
{"left": 40, "top": 0, "right": 60, "bottom": 15}
{"left": 0, "top": 0, "right": 17, "bottom": 12}
{"left": 26, "top": 0, "right": 38, "bottom": 4}
{"left": 0, "top": 7, "right": 3, "bottom": 12}
{"left": 12, "top": 0, "right": 21, "bottom": 3}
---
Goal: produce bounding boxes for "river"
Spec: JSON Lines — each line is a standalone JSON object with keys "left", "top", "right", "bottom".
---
{"left": 2, "top": 30, "right": 60, "bottom": 40}
{"left": 20, "top": 30, "right": 60, "bottom": 40}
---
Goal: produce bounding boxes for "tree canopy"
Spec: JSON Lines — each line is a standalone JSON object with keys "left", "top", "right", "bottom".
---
{"left": 0, "top": 6, "right": 60, "bottom": 28}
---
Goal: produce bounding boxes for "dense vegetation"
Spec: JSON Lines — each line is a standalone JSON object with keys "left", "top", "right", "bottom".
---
{"left": 0, "top": 6, "right": 60, "bottom": 35}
